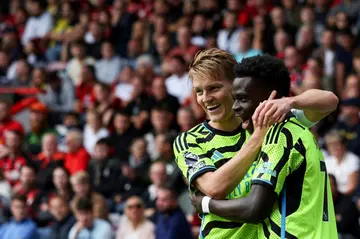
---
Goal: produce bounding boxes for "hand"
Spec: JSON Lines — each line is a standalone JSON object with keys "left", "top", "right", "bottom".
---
{"left": 252, "top": 90, "right": 291, "bottom": 127}
{"left": 190, "top": 194, "right": 204, "bottom": 213}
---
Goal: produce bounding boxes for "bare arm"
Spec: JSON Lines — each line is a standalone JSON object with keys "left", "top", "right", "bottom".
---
{"left": 344, "top": 171, "right": 358, "bottom": 196}
{"left": 194, "top": 131, "right": 266, "bottom": 199}
{"left": 289, "top": 89, "right": 339, "bottom": 123}
{"left": 253, "top": 89, "right": 339, "bottom": 126}
{"left": 191, "top": 185, "right": 277, "bottom": 223}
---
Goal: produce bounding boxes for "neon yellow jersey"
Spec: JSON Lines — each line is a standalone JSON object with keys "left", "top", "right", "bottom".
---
{"left": 174, "top": 121, "right": 258, "bottom": 239}
{"left": 252, "top": 116, "right": 338, "bottom": 239}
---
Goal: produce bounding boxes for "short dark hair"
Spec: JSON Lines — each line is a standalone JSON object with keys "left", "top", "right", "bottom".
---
{"left": 95, "top": 138, "right": 109, "bottom": 147}
{"left": 172, "top": 55, "right": 186, "bottom": 66}
{"left": 75, "top": 198, "right": 93, "bottom": 212}
{"left": 234, "top": 55, "right": 291, "bottom": 98}
{"left": 20, "top": 163, "right": 38, "bottom": 174}
{"left": 158, "top": 186, "right": 178, "bottom": 199}
{"left": 114, "top": 109, "right": 131, "bottom": 118}
{"left": 11, "top": 195, "right": 27, "bottom": 204}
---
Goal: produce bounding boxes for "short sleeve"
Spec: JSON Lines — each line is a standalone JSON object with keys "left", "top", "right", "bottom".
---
{"left": 291, "top": 109, "right": 317, "bottom": 128}
{"left": 173, "top": 133, "right": 216, "bottom": 191}
{"left": 252, "top": 143, "right": 292, "bottom": 195}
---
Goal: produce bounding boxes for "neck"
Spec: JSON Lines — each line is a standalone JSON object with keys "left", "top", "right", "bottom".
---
{"left": 209, "top": 115, "right": 242, "bottom": 132}
{"left": 131, "top": 218, "right": 143, "bottom": 229}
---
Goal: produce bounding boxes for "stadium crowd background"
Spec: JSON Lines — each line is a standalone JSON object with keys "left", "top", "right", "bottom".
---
{"left": 0, "top": 0, "right": 360, "bottom": 238}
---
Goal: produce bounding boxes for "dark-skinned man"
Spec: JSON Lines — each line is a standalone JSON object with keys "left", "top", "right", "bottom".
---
{"left": 191, "top": 55, "right": 338, "bottom": 239}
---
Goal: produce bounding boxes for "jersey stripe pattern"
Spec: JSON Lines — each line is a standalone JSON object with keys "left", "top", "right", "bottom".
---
{"left": 252, "top": 116, "right": 338, "bottom": 239}
{"left": 174, "top": 120, "right": 258, "bottom": 239}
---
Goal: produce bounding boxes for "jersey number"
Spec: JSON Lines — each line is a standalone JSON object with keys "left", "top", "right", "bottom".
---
{"left": 320, "top": 161, "right": 329, "bottom": 222}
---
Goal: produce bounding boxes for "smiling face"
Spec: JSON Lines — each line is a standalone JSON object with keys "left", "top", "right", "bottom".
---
{"left": 193, "top": 76, "right": 235, "bottom": 124}
{"left": 232, "top": 77, "right": 269, "bottom": 122}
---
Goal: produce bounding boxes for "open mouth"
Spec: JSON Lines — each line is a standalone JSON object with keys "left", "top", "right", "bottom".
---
{"left": 207, "top": 104, "right": 221, "bottom": 112}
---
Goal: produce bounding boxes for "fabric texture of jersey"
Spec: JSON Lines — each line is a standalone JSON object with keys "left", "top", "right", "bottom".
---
{"left": 174, "top": 121, "right": 258, "bottom": 239}
{"left": 252, "top": 116, "right": 338, "bottom": 239}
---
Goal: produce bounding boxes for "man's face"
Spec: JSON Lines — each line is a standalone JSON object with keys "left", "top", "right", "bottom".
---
{"left": 94, "top": 144, "right": 109, "bottom": 161}
{"left": 151, "top": 110, "right": 169, "bottom": 132}
{"left": 76, "top": 210, "right": 93, "bottom": 228}
{"left": 113, "top": 114, "right": 130, "bottom": 133}
{"left": 156, "top": 189, "right": 174, "bottom": 213}
{"left": 50, "top": 198, "right": 70, "bottom": 221}
{"left": 72, "top": 183, "right": 89, "bottom": 198}
{"left": 11, "top": 200, "right": 27, "bottom": 221}
{"left": 20, "top": 166, "right": 36, "bottom": 188}
{"left": 193, "top": 76, "right": 234, "bottom": 123}
{"left": 150, "top": 164, "right": 167, "bottom": 186}
{"left": 42, "top": 135, "right": 57, "bottom": 154}
{"left": 232, "top": 77, "right": 267, "bottom": 122}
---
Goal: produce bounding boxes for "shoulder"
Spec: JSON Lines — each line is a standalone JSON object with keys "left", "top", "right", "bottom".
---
{"left": 173, "top": 124, "right": 205, "bottom": 153}
{"left": 144, "top": 220, "right": 155, "bottom": 229}
{"left": 95, "top": 219, "right": 112, "bottom": 231}
{"left": 264, "top": 117, "right": 308, "bottom": 148}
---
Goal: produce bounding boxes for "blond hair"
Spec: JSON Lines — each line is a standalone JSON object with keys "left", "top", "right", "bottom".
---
{"left": 189, "top": 48, "right": 237, "bottom": 83}
{"left": 70, "top": 171, "right": 89, "bottom": 185}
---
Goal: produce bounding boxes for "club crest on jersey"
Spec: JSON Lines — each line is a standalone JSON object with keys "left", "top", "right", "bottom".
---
{"left": 184, "top": 151, "right": 199, "bottom": 166}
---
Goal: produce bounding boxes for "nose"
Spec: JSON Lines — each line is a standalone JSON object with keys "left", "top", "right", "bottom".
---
{"left": 202, "top": 91, "right": 213, "bottom": 104}
{"left": 232, "top": 101, "right": 241, "bottom": 113}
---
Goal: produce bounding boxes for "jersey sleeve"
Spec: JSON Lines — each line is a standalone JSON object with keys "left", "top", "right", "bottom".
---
{"left": 252, "top": 129, "right": 306, "bottom": 195}
{"left": 291, "top": 109, "right": 317, "bottom": 128}
{"left": 173, "top": 132, "right": 216, "bottom": 192}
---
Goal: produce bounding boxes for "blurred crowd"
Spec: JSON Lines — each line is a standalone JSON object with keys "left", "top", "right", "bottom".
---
{"left": 1, "top": 0, "right": 360, "bottom": 238}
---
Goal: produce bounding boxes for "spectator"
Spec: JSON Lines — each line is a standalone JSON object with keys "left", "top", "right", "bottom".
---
{"left": 155, "top": 187, "right": 192, "bottom": 239}
{"left": 66, "top": 41, "right": 95, "bottom": 86}
{"left": 325, "top": 130, "right": 359, "bottom": 196}
{"left": 177, "top": 107, "right": 196, "bottom": 132}
{"left": 142, "top": 161, "right": 168, "bottom": 218}
{"left": 217, "top": 11, "right": 241, "bottom": 54}
{"left": 49, "top": 196, "right": 76, "bottom": 239}
{"left": 22, "top": 0, "right": 53, "bottom": 45}
{"left": 52, "top": 166, "right": 73, "bottom": 202}
{"left": 0, "top": 130, "right": 31, "bottom": 185}
{"left": 330, "top": 175, "right": 360, "bottom": 239}
{"left": 64, "top": 129, "right": 90, "bottom": 175}
{"left": 113, "top": 66, "right": 136, "bottom": 104}
{"left": 190, "top": 13, "right": 207, "bottom": 48}
{"left": 109, "top": 110, "right": 138, "bottom": 162}
{"left": 0, "top": 100, "right": 24, "bottom": 143}
{"left": 274, "top": 30, "right": 291, "bottom": 60}
{"left": 335, "top": 98, "right": 360, "bottom": 156}
{"left": 36, "top": 133, "right": 64, "bottom": 189}
{"left": 95, "top": 41, "right": 126, "bottom": 84}
{"left": 68, "top": 198, "right": 113, "bottom": 239}
{"left": 116, "top": 196, "right": 155, "bottom": 239}
{"left": 125, "top": 76, "right": 151, "bottom": 134}
{"left": 84, "top": 21, "right": 104, "bottom": 60}
{"left": 83, "top": 110, "right": 109, "bottom": 156}
{"left": 55, "top": 112, "right": 81, "bottom": 153}
{"left": 168, "top": 26, "right": 200, "bottom": 64}
{"left": 70, "top": 171, "right": 108, "bottom": 220}
{"left": 165, "top": 55, "right": 192, "bottom": 105}
{"left": 25, "top": 102, "right": 57, "bottom": 155}
{"left": 148, "top": 76, "right": 180, "bottom": 119}
{"left": 343, "top": 75, "right": 360, "bottom": 99}
{"left": 128, "top": 138, "right": 151, "bottom": 178}
{"left": 12, "top": 164, "right": 40, "bottom": 211}
{"left": 155, "top": 133, "right": 185, "bottom": 192}
{"left": 312, "top": 27, "right": 337, "bottom": 92}
{"left": 0, "top": 195, "right": 39, "bottom": 239}
{"left": 234, "top": 30, "right": 262, "bottom": 63}
{"left": 39, "top": 71, "right": 75, "bottom": 122}
{"left": 88, "top": 139, "right": 119, "bottom": 199}
{"left": 144, "top": 106, "right": 177, "bottom": 160}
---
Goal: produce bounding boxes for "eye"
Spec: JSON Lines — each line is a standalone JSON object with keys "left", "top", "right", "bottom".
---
{"left": 209, "top": 86, "right": 220, "bottom": 92}
{"left": 195, "top": 89, "right": 203, "bottom": 95}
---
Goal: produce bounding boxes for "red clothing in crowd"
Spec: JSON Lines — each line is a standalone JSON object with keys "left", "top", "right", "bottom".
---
{"left": 64, "top": 148, "right": 90, "bottom": 175}
{"left": 0, "top": 119, "right": 24, "bottom": 144}
{"left": 0, "top": 154, "right": 28, "bottom": 185}
{"left": 37, "top": 151, "right": 65, "bottom": 169}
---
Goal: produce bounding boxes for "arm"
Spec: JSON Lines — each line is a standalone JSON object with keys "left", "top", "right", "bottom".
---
{"left": 344, "top": 171, "right": 359, "bottom": 196}
{"left": 253, "top": 89, "right": 338, "bottom": 126}
{"left": 192, "top": 184, "right": 277, "bottom": 223}
{"left": 194, "top": 131, "right": 266, "bottom": 199}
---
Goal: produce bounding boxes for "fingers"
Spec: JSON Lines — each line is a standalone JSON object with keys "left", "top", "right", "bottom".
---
{"left": 263, "top": 106, "right": 277, "bottom": 126}
{"left": 252, "top": 101, "right": 266, "bottom": 121}
{"left": 256, "top": 101, "right": 273, "bottom": 126}
{"left": 268, "top": 90, "right": 277, "bottom": 100}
